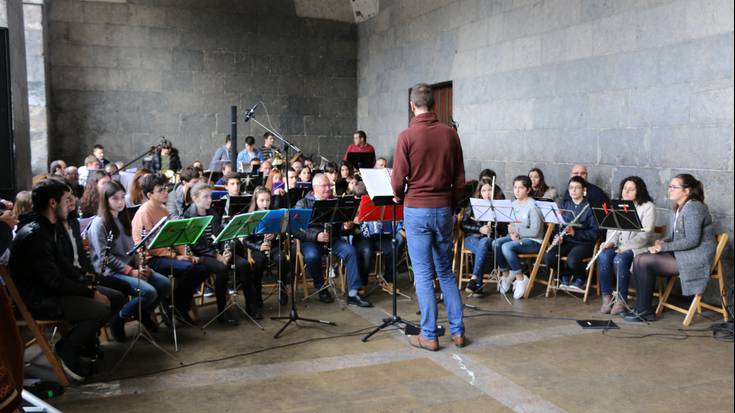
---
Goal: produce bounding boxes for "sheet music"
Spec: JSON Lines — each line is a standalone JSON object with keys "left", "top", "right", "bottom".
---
{"left": 469, "top": 198, "right": 517, "bottom": 223}
{"left": 535, "top": 201, "right": 566, "bottom": 225}
{"left": 361, "top": 168, "right": 395, "bottom": 199}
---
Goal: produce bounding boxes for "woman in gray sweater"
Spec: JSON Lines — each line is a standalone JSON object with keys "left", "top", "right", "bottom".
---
{"left": 624, "top": 174, "right": 715, "bottom": 322}
{"left": 492, "top": 176, "right": 545, "bottom": 300}
{"left": 88, "top": 181, "right": 171, "bottom": 333}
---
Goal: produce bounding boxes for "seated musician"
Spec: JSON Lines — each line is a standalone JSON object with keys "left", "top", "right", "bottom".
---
{"left": 223, "top": 171, "right": 242, "bottom": 198}
{"left": 88, "top": 181, "right": 171, "bottom": 334}
{"left": 183, "top": 182, "right": 257, "bottom": 324}
{"left": 9, "top": 179, "right": 114, "bottom": 381}
{"left": 243, "top": 187, "right": 291, "bottom": 306}
{"left": 294, "top": 174, "right": 372, "bottom": 307}
{"left": 132, "top": 174, "right": 209, "bottom": 325}
{"left": 492, "top": 176, "right": 545, "bottom": 299}
{"left": 208, "top": 134, "right": 231, "bottom": 172}
{"left": 125, "top": 168, "right": 153, "bottom": 207}
{"left": 543, "top": 176, "right": 600, "bottom": 291}
{"left": 461, "top": 181, "right": 498, "bottom": 296}
{"left": 214, "top": 162, "right": 233, "bottom": 186}
{"left": 597, "top": 176, "right": 656, "bottom": 315}
{"left": 624, "top": 174, "right": 715, "bottom": 322}
{"left": 374, "top": 157, "right": 387, "bottom": 169}
{"left": 57, "top": 185, "right": 129, "bottom": 344}
{"left": 298, "top": 166, "right": 312, "bottom": 183}
{"left": 167, "top": 166, "right": 199, "bottom": 218}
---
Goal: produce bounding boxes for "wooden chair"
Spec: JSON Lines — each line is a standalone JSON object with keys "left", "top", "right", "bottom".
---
{"left": 456, "top": 234, "right": 500, "bottom": 291}
{"left": 655, "top": 233, "right": 730, "bottom": 326}
{"left": 0, "top": 266, "right": 70, "bottom": 386}
{"left": 521, "top": 223, "right": 556, "bottom": 299}
{"left": 545, "top": 240, "right": 601, "bottom": 303}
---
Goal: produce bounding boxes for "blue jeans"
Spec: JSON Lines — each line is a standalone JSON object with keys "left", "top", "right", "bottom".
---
{"left": 597, "top": 248, "right": 634, "bottom": 297}
{"left": 113, "top": 271, "right": 171, "bottom": 318}
{"left": 301, "top": 238, "right": 362, "bottom": 293}
{"left": 148, "top": 257, "right": 210, "bottom": 313}
{"left": 463, "top": 235, "right": 492, "bottom": 277}
{"left": 492, "top": 236, "right": 541, "bottom": 275}
{"left": 404, "top": 207, "right": 464, "bottom": 340}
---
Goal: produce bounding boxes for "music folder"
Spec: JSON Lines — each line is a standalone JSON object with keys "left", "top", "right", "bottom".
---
{"left": 360, "top": 168, "right": 396, "bottom": 205}
{"left": 590, "top": 199, "right": 642, "bottom": 232}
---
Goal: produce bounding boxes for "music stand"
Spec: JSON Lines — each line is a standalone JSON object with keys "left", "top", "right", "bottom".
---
{"left": 225, "top": 195, "right": 252, "bottom": 217}
{"left": 346, "top": 152, "right": 376, "bottom": 170}
{"left": 271, "top": 207, "right": 337, "bottom": 339}
{"left": 302, "top": 198, "right": 360, "bottom": 303}
{"left": 255, "top": 209, "right": 289, "bottom": 313}
{"left": 201, "top": 211, "right": 268, "bottom": 330}
{"left": 240, "top": 173, "right": 262, "bottom": 193}
{"left": 148, "top": 216, "right": 212, "bottom": 351}
{"left": 469, "top": 198, "right": 516, "bottom": 301}
{"left": 586, "top": 200, "right": 643, "bottom": 318}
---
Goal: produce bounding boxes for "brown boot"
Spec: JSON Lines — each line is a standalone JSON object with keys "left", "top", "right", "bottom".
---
{"left": 407, "top": 334, "right": 439, "bottom": 351}
{"left": 599, "top": 294, "right": 613, "bottom": 314}
{"left": 451, "top": 333, "right": 467, "bottom": 348}
{"left": 610, "top": 301, "right": 627, "bottom": 315}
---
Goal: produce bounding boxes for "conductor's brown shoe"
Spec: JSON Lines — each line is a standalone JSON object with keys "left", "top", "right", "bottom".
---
{"left": 407, "top": 334, "right": 439, "bottom": 351}
{"left": 451, "top": 333, "right": 467, "bottom": 348}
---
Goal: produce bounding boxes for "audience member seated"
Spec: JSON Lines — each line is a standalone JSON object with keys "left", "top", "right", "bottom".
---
{"left": 80, "top": 171, "right": 112, "bottom": 218}
{"left": 528, "top": 167, "right": 558, "bottom": 201}
{"left": 294, "top": 174, "right": 372, "bottom": 307}
{"left": 543, "top": 176, "right": 600, "bottom": 291}
{"left": 78, "top": 154, "right": 101, "bottom": 187}
{"left": 597, "top": 176, "right": 656, "bottom": 315}
{"left": 492, "top": 176, "right": 545, "bottom": 299}
{"left": 132, "top": 174, "right": 209, "bottom": 325}
{"left": 9, "top": 179, "right": 113, "bottom": 381}
{"left": 125, "top": 168, "right": 153, "bottom": 207}
{"left": 623, "top": 174, "right": 715, "bottom": 322}
{"left": 88, "top": 181, "right": 171, "bottom": 333}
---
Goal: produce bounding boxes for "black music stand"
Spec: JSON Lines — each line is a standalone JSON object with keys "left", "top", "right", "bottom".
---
{"left": 346, "top": 152, "right": 376, "bottom": 171}
{"left": 225, "top": 195, "right": 252, "bottom": 217}
{"left": 240, "top": 173, "right": 262, "bottom": 193}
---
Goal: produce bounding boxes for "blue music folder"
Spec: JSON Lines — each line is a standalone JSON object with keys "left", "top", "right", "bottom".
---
{"left": 288, "top": 208, "right": 312, "bottom": 234}
{"left": 256, "top": 209, "right": 287, "bottom": 234}
{"left": 212, "top": 190, "right": 228, "bottom": 200}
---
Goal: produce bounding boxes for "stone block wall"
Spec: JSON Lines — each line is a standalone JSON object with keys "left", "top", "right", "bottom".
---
{"left": 47, "top": 0, "right": 357, "bottom": 169}
{"left": 357, "top": 0, "right": 734, "bottom": 302}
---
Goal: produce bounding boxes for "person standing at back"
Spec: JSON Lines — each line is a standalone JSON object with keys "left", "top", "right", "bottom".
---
{"left": 391, "top": 83, "right": 467, "bottom": 350}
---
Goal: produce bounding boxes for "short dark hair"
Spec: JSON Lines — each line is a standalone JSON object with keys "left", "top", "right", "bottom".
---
{"left": 245, "top": 136, "right": 255, "bottom": 146}
{"left": 223, "top": 172, "right": 240, "bottom": 184}
{"left": 49, "top": 160, "right": 65, "bottom": 174}
{"left": 225, "top": 134, "right": 231, "bottom": 143}
{"left": 354, "top": 130, "right": 367, "bottom": 141}
{"left": 263, "top": 132, "right": 274, "bottom": 140}
{"left": 179, "top": 166, "right": 198, "bottom": 183}
{"left": 410, "top": 83, "right": 434, "bottom": 109}
{"left": 93, "top": 144, "right": 104, "bottom": 151}
{"left": 32, "top": 179, "right": 70, "bottom": 212}
{"left": 141, "top": 174, "right": 167, "bottom": 198}
{"left": 568, "top": 176, "right": 587, "bottom": 188}
{"left": 513, "top": 175, "right": 532, "bottom": 190}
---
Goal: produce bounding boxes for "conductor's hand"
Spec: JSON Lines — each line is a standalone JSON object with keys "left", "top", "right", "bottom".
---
{"left": 93, "top": 290, "right": 110, "bottom": 307}
{"left": 343, "top": 221, "right": 354, "bottom": 230}
{"left": 317, "top": 232, "right": 330, "bottom": 243}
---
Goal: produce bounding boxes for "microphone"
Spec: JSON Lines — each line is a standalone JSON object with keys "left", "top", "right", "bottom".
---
{"left": 243, "top": 103, "right": 258, "bottom": 122}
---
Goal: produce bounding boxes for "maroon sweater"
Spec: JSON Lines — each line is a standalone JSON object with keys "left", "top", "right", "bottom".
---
{"left": 391, "top": 112, "right": 465, "bottom": 208}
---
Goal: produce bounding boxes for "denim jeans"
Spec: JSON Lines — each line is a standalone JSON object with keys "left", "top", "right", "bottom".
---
{"left": 463, "top": 235, "right": 492, "bottom": 277}
{"left": 597, "top": 248, "right": 634, "bottom": 297}
{"left": 113, "top": 271, "right": 171, "bottom": 318}
{"left": 300, "top": 238, "right": 362, "bottom": 293}
{"left": 492, "top": 236, "right": 541, "bottom": 275}
{"left": 355, "top": 236, "right": 395, "bottom": 284}
{"left": 542, "top": 242, "right": 595, "bottom": 280}
{"left": 404, "top": 207, "right": 464, "bottom": 340}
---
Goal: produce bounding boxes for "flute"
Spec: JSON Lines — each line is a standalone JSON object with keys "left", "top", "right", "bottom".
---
{"left": 545, "top": 203, "right": 590, "bottom": 253}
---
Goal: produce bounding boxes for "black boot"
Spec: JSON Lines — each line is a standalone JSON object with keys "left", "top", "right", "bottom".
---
{"left": 110, "top": 313, "right": 127, "bottom": 343}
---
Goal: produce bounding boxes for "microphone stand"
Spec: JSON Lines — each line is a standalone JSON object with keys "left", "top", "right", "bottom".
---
{"left": 244, "top": 110, "right": 335, "bottom": 338}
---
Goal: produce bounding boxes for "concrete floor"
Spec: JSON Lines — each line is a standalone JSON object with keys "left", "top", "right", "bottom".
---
{"left": 29, "top": 276, "right": 734, "bottom": 413}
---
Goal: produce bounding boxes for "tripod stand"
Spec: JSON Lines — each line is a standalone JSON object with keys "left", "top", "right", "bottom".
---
{"left": 112, "top": 218, "right": 181, "bottom": 373}
{"left": 302, "top": 223, "right": 341, "bottom": 304}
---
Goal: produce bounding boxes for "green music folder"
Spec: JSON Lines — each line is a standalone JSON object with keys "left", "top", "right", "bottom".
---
{"left": 213, "top": 210, "right": 268, "bottom": 244}
{"left": 148, "top": 216, "right": 213, "bottom": 250}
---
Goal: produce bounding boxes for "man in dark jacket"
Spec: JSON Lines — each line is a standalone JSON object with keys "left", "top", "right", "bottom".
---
{"left": 295, "top": 174, "right": 371, "bottom": 307}
{"left": 9, "top": 179, "right": 111, "bottom": 381}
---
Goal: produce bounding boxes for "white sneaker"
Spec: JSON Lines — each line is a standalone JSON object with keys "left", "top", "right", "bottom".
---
{"left": 512, "top": 275, "right": 530, "bottom": 300}
{"left": 500, "top": 274, "right": 513, "bottom": 294}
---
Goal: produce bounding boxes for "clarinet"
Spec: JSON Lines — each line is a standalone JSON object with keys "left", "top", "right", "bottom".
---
{"left": 138, "top": 228, "right": 148, "bottom": 275}
{"left": 545, "top": 203, "right": 590, "bottom": 253}
{"left": 96, "top": 230, "right": 115, "bottom": 286}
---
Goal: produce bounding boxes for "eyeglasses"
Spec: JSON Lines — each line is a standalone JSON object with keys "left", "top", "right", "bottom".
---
{"left": 667, "top": 185, "right": 683, "bottom": 190}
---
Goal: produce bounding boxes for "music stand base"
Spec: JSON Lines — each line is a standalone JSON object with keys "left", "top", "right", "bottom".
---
{"left": 362, "top": 315, "right": 403, "bottom": 342}
{"left": 201, "top": 291, "right": 264, "bottom": 330}
{"left": 271, "top": 308, "right": 336, "bottom": 339}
